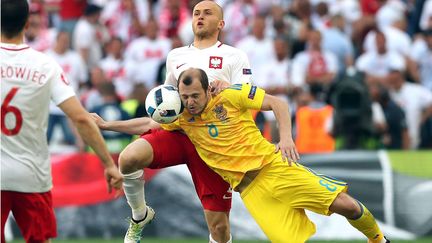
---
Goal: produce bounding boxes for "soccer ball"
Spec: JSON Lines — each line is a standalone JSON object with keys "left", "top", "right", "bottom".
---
{"left": 145, "top": 85, "right": 182, "bottom": 124}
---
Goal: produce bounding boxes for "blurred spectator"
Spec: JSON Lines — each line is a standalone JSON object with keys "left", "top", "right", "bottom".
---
{"left": 155, "top": 35, "right": 184, "bottom": 85}
{"left": 285, "top": 0, "right": 313, "bottom": 57}
{"left": 236, "top": 15, "right": 275, "bottom": 78}
{"left": 295, "top": 84, "right": 335, "bottom": 154}
{"left": 25, "top": 10, "right": 56, "bottom": 52}
{"left": 73, "top": 3, "right": 109, "bottom": 69}
{"left": 255, "top": 37, "right": 292, "bottom": 142}
{"left": 91, "top": 82, "right": 131, "bottom": 153}
{"left": 363, "top": 20, "right": 412, "bottom": 57}
{"left": 321, "top": 14, "right": 355, "bottom": 78}
{"left": 420, "top": 0, "right": 432, "bottom": 31}
{"left": 101, "top": 0, "right": 149, "bottom": 44}
{"left": 291, "top": 29, "right": 338, "bottom": 89}
{"left": 158, "top": 0, "right": 189, "bottom": 38}
{"left": 121, "top": 84, "right": 150, "bottom": 119}
{"left": 356, "top": 30, "right": 405, "bottom": 85}
{"left": 99, "top": 37, "right": 131, "bottom": 99}
{"left": 311, "top": 1, "right": 330, "bottom": 31}
{"left": 408, "top": 29, "right": 432, "bottom": 91}
{"left": 224, "top": 0, "right": 259, "bottom": 45}
{"left": 369, "top": 83, "right": 410, "bottom": 149}
{"left": 375, "top": 0, "right": 406, "bottom": 30}
{"left": 46, "top": 31, "right": 88, "bottom": 94}
{"left": 124, "top": 19, "right": 171, "bottom": 91}
{"left": 81, "top": 66, "right": 108, "bottom": 111}
{"left": 366, "top": 82, "right": 389, "bottom": 147}
{"left": 46, "top": 31, "right": 87, "bottom": 148}
{"left": 387, "top": 57, "right": 432, "bottom": 149}
{"left": 58, "top": 0, "right": 86, "bottom": 38}
{"left": 269, "top": 6, "right": 290, "bottom": 40}
{"left": 328, "top": 0, "right": 361, "bottom": 31}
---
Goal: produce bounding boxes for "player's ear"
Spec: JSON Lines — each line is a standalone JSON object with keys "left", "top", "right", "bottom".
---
{"left": 218, "top": 20, "right": 225, "bottom": 31}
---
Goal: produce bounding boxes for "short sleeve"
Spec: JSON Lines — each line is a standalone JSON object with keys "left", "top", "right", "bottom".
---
{"left": 230, "top": 50, "right": 253, "bottom": 85}
{"left": 50, "top": 63, "right": 76, "bottom": 106}
{"left": 223, "top": 84, "right": 265, "bottom": 110}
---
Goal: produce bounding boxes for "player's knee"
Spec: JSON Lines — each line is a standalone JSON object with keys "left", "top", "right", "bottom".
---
{"left": 340, "top": 193, "right": 362, "bottom": 219}
{"left": 209, "top": 222, "right": 230, "bottom": 241}
{"left": 119, "top": 147, "right": 152, "bottom": 174}
{"left": 332, "top": 192, "right": 362, "bottom": 219}
{"left": 120, "top": 139, "right": 154, "bottom": 170}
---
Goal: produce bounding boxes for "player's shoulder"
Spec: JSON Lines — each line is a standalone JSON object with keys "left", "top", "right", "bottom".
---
{"left": 218, "top": 43, "right": 246, "bottom": 55}
{"left": 168, "top": 45, "right": 190, "bottom": 55}
{"left": 223, "top": 83, "right": 250, "bottom": 95}
{"left": 28, "top": 48, "right": 60, "bottom": 66}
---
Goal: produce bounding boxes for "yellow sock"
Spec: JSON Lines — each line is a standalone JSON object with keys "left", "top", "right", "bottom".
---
{"left": 347, "top": 201, "right": 384, "bottom": 243}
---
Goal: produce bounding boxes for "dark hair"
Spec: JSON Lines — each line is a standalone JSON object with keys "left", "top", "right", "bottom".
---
{"left": 178, "top": 68, "right": 209, "bottom": 91}
{"left": 1, "top": 0, "right": 29, "bottom": 39}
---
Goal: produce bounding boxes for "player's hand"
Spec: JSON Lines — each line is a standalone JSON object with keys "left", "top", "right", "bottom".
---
{"left": 210, "top": 80, "right": 230, "bottom": 95}
{"left": 275, "top": 138, "right": 300, "bottom": 166}
{"left": 90, "top": 113, "right": 107, "bottom": 130}
{"left": 104, "top": 164, "right": 123, "bottom": 196}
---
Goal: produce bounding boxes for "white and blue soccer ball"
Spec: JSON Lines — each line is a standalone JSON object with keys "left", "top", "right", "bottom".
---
{"left": 145, "top": 85, "right": 182, "bottom": 124}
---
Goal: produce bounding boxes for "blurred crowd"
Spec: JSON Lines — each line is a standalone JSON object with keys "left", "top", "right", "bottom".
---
{"left": 27, "top": 0, "right": 432, "bottom": 153}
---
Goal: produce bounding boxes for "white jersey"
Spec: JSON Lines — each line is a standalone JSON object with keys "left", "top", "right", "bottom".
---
{"left": 164, "top": 41, "right": 252, "bottom": 86}
{"left": 1, "top": 43, "right": 75, "bottom": 193}
{"left": 124, "top": 37, "right": 171, "bottom": 89}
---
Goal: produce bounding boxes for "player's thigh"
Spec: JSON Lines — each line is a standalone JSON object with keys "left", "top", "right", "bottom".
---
{"left": 11, "top": 191, "right": 56, "bottom": 242}
{"left": 241, "top": 178, "right": 315, "bottom": 243}
{"left": 262, "top": 160, "right": 348, "bottom": 216}
{"left": 142, "top": 129, "right": 190, "bottom": 169}
{"left": 185, "top": 141, "right": 231, "bottom": 212}
{"left": 119, "top": 138, "right": 154, "bottom": 172}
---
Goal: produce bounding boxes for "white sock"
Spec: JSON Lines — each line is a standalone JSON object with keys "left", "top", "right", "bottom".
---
{"left": 122, "top": 170, "right": 147, "bottom": 221}
{"left": 209, "top": 234, "right": 217, "bottom": 243}
{"left": 226, "top": 234, "right": 232, "bottom": 243}
{"left": 209, "top": 234, "right": 232, "bottom": 243}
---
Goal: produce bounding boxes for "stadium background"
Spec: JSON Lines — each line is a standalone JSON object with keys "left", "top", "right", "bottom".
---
{"left": 4, "top": 0, "right": 432, "bottom": 242}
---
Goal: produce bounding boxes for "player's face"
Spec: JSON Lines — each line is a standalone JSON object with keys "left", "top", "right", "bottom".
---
{"left": 179, "top": 79, "right": 210, "bottom": 115}
{"left": 192, "top": 1, "right": 223, "bottom": 39}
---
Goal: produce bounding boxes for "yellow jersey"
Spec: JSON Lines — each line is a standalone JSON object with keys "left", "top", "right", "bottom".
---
{"left": 162, "top": 84, "right": 281, "bottom": 188}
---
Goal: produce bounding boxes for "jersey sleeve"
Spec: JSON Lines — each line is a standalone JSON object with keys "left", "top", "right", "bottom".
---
{"left": 230, "top": 50, "right": 253, "bottom": 85}
{"left": 164, "top": 51, "right": 177, "bottom": 86}
{"left": 223, "top": 84, "right": 265, "bottom": 110}
{"left": 50, "top": 63, "right": 76, "bottom": 106}
{"left": 160, "top": 119, "right": 182, "bottom": 131}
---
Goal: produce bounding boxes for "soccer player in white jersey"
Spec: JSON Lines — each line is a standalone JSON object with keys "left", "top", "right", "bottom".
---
{"left": 111, "top": 1, "right": 252, "bottom": 242}
{"left": 0, "top": 1, "right": 123, "bottom": 242}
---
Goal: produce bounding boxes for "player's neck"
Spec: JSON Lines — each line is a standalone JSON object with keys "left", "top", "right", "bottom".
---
{"left": 193, "top": 37, "right": 219, "bottom": 50}
{"left": 1, "top": 33, "right": 25, "bottom": 45}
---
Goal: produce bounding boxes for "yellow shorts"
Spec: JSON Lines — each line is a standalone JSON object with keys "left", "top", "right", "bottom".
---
{"left": 240, "top": 160, "right": 348, "bottom": 243}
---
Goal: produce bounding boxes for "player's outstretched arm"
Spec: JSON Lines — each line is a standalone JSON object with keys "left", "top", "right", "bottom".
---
{"left": 91, "top": 113, "right": 161, "bottom": 135}
{"left": 59, "top": 97, "right": 123, "bottom": 193}
{"left": 261, "top": 94, "right": 300, "bottom": 164}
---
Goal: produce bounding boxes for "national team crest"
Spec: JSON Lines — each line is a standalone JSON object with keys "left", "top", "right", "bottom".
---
{"left": 213, "top": 104, "right": 228, "bottom": 122}
{"left": 209, "top": 56, "right": 223, "bottom": 69}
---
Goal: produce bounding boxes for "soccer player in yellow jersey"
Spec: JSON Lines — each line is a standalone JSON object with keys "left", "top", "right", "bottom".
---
{"left": 93, "top": 68, "right": 390, "bottom": 242}
{"left": 163, "top": 68, "right": 389, "bottom": 243}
